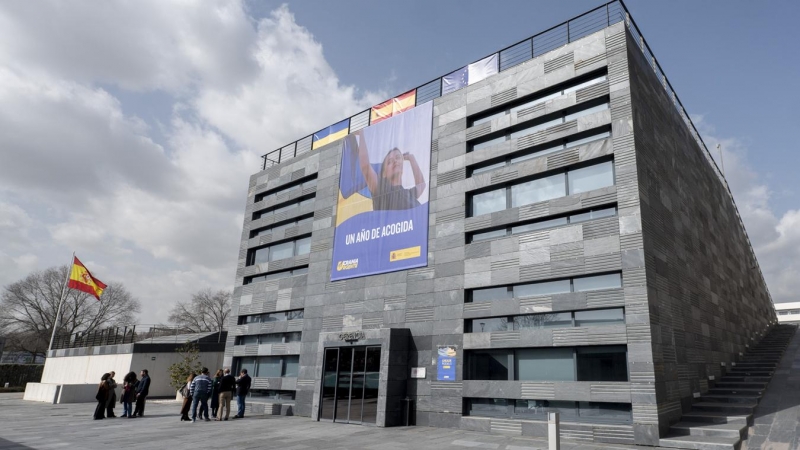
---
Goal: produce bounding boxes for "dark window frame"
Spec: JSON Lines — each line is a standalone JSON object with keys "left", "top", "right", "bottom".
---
{"left": 466, "top": 272, "right": 623, "bottom": 303}
{"left": 242, "top": 266, "right": 309, "bottom": 285}
{"left": 465, "top": 307, "right": 625, "bottom": 333}
{"left": 252, "top": 193, "right": 315, "bottom": 221}
{"left": 466, "top": 204, "right": 617, "bottom": 243}
{"left": 253, "top": 175, "right": 318, "bottom": 204}
{"left": 249, "top": 213, "right": 314, "bottom": 239}
{"left": 246, "top": 234, "right": 313, "bottom": 266}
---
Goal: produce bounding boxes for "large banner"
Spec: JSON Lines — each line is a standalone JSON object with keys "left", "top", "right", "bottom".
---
{"left": 331, "top": 101, "right": 433, "bottom": 281}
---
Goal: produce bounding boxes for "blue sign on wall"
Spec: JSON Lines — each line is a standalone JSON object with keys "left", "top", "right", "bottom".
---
{"left": 437, "top": 346, "right": 457, "bottom": 382}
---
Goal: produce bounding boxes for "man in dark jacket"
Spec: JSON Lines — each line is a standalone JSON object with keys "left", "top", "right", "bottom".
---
{"left": 217, "top": 369, "right": 236, "bottom": 421}
{"left": 233, "top": 369, "right": 251, "bottom": 419}
{"left": 133, "top": 369, "right": 150, "bottom": 417}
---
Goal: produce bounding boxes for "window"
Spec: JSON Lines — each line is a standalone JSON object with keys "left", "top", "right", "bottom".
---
{"left": 254, "top": 176, "right": 317, "bottom": 203}
{"left": 469, "top": 74, "right": 608, "bottom": 127}
{"left": 238, "top": 309, "right": 304, "bottom": 325}
{"left": 573, "top": 273, "right": 622, "bottom": 292}
{"left": 465, "top": 345, "right": 628, "bottom": 383}
{"left": 252, "top": 195, "right": 315, "bottom": 221}
{"left": 466, "top": 350, "right": 510, "bottom": 381}
{"left": 465, "top": 398, "right": 631, "bottom": 424}
{"left": 576, "top": 346, "right": 628, "bottom": 382}
{"left": 467, "top": 159, "right": 614, "bottom": 217}
{"left": 249, "top": 390, "right": 296, "bottom": 401}
{"left": 235, "top": 332, "right": 303, "bottom": 345}
{"left": 468, "top": 206, "right": 616, "bottom": 243}
{"left": 568, "top": 161, "right": 614, "bottom": 194}
{"left": 517, "top": 347, "right": 575, "bottom": 381}
{"left": 469, "top": 129, "right": 611, "bottom": 177}
{"left": 234, "top": 355, "right": 300, "bottom": 378}
{"left": 243, "top": 267, "right": 309, "bottom": 285}
{"left": 250, "top": 215, "right": 313, "bottom": 239}
{"left": 778, "top": 311, "right": 788, "bottom": 315}
{"left": 467, "top": 308, "right": 624, "bottom": 334}
{"left": 268, "top": 241, "right": 294, "bottom": 262}
{"left": 790, "top": 310, "right": 800, "bottom": 314}
{"left": 468, "top": 273, "right": 622, "bottom": 303}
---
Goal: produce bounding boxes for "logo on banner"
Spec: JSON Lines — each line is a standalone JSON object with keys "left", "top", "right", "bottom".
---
{"left": 336, "top": 259, "right": 359, "bottom": 271}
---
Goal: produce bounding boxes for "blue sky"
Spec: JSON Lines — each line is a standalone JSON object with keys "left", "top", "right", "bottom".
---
{"left": 0, "top": 1, "right": 797, "bottom": 325}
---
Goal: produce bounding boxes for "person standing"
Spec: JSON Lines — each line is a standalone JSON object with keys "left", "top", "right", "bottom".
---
{"left": 217, "top": 368, "right": 235, "bottom": 421}
{"left": 105, "top": 371, "right": 118, "bottom": 418}
{"left": 121, "top": 372, "right": 137, "bottom": 418}
{"left": 133, "top": 369, "right": 150, "bottom": 417}
{"left": 190, "top": 367, "right": 213, "bottom": 423}
{"left": 210, "top": 369, "right": 223, "bottom": 419}
{"left": 233, "top": 368, "right": 251, "bottom": 419}
{"left": 93, "top": 373, "right": 111, "bottom": 420}
{"left": 180, "top": 372, "right": 196, "bottom": 422}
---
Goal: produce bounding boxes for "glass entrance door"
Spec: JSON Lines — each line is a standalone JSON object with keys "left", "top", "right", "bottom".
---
{"left": 319, "top": 346, "right": 381, "bottom": 424}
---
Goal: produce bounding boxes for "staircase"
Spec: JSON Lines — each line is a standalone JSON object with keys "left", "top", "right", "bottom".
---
{"left": 659, "top": 324, "right": 796, "bottom": 450}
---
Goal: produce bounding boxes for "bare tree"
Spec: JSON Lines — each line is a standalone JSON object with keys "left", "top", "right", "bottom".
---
{"left": 0, "top": 265, "right": 141, "bottom": 358}
{"left": 167, "top": 288, "right": 230, "bottom": 333}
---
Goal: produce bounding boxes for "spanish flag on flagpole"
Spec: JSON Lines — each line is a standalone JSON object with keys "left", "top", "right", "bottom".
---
{"left": 68, "top": 256, "right": 107, "bottom": 300}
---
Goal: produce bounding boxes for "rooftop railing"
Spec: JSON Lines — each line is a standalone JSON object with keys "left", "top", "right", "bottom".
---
{"left": 255, "top": 0, "right": 771, "bottom": 303}
{"left": 50, "top": 324, "right": 221, "bottom": 350}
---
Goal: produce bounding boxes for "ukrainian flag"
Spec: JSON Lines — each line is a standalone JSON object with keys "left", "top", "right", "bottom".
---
{"left": 312, "top": 119, "right": 349, "bottom": 150}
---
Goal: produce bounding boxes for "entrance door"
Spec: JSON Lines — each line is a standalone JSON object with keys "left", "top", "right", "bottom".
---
{"left": 319, "top": 346, "right": 381, "bottom": 424}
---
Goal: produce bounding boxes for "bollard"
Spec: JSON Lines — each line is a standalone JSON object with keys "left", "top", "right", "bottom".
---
{"left": 548, "top": 412, "right": 560, "bottom": 450}
{"left": 4, "top": 382, "right": 9, "bottom": 388}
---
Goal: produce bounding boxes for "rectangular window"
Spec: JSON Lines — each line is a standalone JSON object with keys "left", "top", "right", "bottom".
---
{"left": 466, "top": 398, "right": 630, "bottom": 424}
{"left": 574, "top": 308, "right": 624, "bottom": 327}
{"left": 268, "top": 241, "right": 294, "bottom": 262}
{"left": 576, "top": 346, "right": 628, "bottom": 382}
{"left": 259, "top": 334, "right": 284, "bottom": 344}
{"left": 283, "top": 355, "right": 299, "bottom": 377}
{"left": 252, "top": 194, "right": 315, "bottom": 221}
{"left": 243, "top": 266, "right": 309, "bottom": 285}
{"left": 250, "top": 390, "right": 296, "bottom": 401}
{"left": 567, "top": 161, "right": 614, "bottom": 194}
{"left": 564, "top": 102, "right": 608, "bottom": 122}
{"left": 516, "top": 347, "right": 575, "bottom": 381}
{"left": 512, "top": 312, "right": 572, "bottom": 330}
{"left": 235, "top": 331, "right": 303, "bottom": 345}
{"left": 239, "top": 357, "right": 256, "bottom": 376}
{"left": 468, "top": 206, "right": 616, "bottom": 243}
{"left": 254, "top": 175, "right": 318, "bottom": 203}
{"left": 467, "top": 398, "right": 509, "bottom": 418}
{"left": 251, "top": 247, "right": 270, "bottom": 265}
{"left": 513, "top": 280, "right": 571, "bottom": 298}
{"left": 514, "top": 400, "right": 578, "bottom": 420}
{"left": 468, "top": 317, "right": 509, "bottom": 333}
{"left": 256, "top": 356, "right": 283, "bottom": 378}
{"left": 471, "top": 160, "right": 506, "bottom": 175}
{"left": 469, "top": 286, "right": 513, "bottom": 303}
{"left": 578, "top": 402, "right": 631, "bottom": 423}
{"left": 511, "top": 217, "right": 569, "bottom": 234}
{"left": 472, "top": 135, "right": 506, "bottom": 152}
{"left": 471, "top": 188, "right": 507, "bottom": 216}
{"left": 250, "top": 214, "right": 313, "bottom": 239}
{"left": 573, "top": 273, "right": 622, "bottom": 292}
{"left": 237, "top": 309, "right": 304, "bottom": 325}
{"left": 565, "top": 131, "right": 610, "bottom": 149}
{"left": 470, "top": 228, "right": 508, "bottom": 242}
{"left": 510, "top": 173, "right": 566, "bottom": 208}
{"left": 569, "top": 206, "right": 616, "bottom": 223}
{"left": 466, "top": 350, "right": 510, "bottom": 381}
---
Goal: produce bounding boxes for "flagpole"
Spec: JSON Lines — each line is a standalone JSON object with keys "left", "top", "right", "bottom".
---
{"left": 48, "top": 252, "right": 75, "bottom": 353}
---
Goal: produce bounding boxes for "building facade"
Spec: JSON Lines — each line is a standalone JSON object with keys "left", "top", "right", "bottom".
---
{"left": 224, "top": 3, "right": 775, "bottom": 446}
{"left": 775, "top": 302, "right": 800, "bottom": 324}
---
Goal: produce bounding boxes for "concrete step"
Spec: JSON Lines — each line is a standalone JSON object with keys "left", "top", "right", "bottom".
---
{"left": 691, "top": 402, "right": 756, "bottom": 415}
{"left": 713, "top": 381, "right": 767, "bottom": 389}
{"left": 708, "top": 387, "right": 763, "bottom": 396}
{"left": 670, "top": 421, "right": 747, "bottom": 439}
{"left": 720, "top": 375, "right": 770, "bottom": 383}
{"left": 681, "top": 411, "right": 750, "bottom": 425}
{"left": 700, "top": 394, "right": 761, "bottom": 404}
{"left": 659, "top": 434, "right": 741, "bottom": 450}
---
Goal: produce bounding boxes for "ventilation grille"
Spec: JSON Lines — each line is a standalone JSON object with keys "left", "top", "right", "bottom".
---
{"left": 491, "top": 88, "right": 517, "bottom": 107}
{"left": 544, "top": 52, "right": 575, "bottom": 73}
{"left": 575, "top": 52, "right": 606, "bottom": 71}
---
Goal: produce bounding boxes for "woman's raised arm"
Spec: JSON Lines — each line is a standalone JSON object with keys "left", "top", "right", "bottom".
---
{"left": 355, "top": 130, "right": 378, "bottom": 194}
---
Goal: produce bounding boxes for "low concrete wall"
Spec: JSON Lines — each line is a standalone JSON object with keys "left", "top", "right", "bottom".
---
{"left": 24, "top": 382, "right": 118, "bottom": 404}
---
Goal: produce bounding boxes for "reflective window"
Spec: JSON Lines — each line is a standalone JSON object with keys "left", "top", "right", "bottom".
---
{"left": 510, "top": 173, "right": 566, "bottom": 207}
{"left": 513, "top": 280, "right": 571, "bottom": 298}
{"left": 250, "top": 214, "right": 313, "bottom": 239}
{"left": 283, "top": 355, "right": 299, "bottom": 377}
{"left": 472, "top": 188, "right": 506, "bottom": 216}
{"left": 510, "top": 118, "right": 562, "bottom": 140}
{"left": 513, "top": 312, "right": 572, "bottom": 330}
{"left": 256, "top": 356, "right": 283, "bottom": 378}
{"left": 470, "top": 228, "right": 508, "bottom": 242}
{"left": 253, "top": 195, "right": 314, "bottom": 220}
{"left": 468, "top": 206, "right": 615, "bottom": 243}
{"left": 238, "top": 309, "right": 304, "bottom": 325}
{"left": 573, "top": 273, "right": 622, "bottom": 292}
{"left": 259, "top": 334, "right": 283, "bottom": 344}
{"left": 517, "top": 347, "right": 575, "bottom": 381}
{"left": 473, "top": 135, "right": 506, "bottom": 152}
{"left": 564, "top": 75, "right": 608, "bottom": 94}
{"left": 467, "top": 398, "right": 509, "bottom": 417}
{"left": 564, "top": 103, "right": 609, "bottom": 122}
{"left": 239, "top": 357, "right": 256, "bottom": 376}
{"left": 576, "top": 346, "right": 628, "bottom": 382}
{"left": 466, "top": 398, "right": 631, "bottom": 424}
{"left": 569, "top": 206, "right": 616, "bottom": 223}
{"left": 470, "top": 287, "right": 512, "bottom": 303}
{"left": 252, "top": 247, "right": 269, "bottom": 265}
{"left": 472, "top": 110, "right": 506, "bottom": 127}
{"left": 238, "top": 335, "right": 258, "bottom": 345}
{"left": 514, "top": 400, "right": 577, "bottom": 419}
{"left": 295, "top": 237, "right": 311, "bottom": 256}
{"left": 471, "top": 161, "right": 506, "bottom": 175}
{"left": 268, "top": 241, "right": 294, "bottom": 262}
{"left": 568, "top": 161, "right": 614, "bottom": 194}
{"left": 511, "top": 217, "right": 568, "bottom": 234}
{"left": 509, "top": 92, "right": 562, "bottom": 115}
{"left": 578, "top": 402, "right": 631, "bottom": 423}
{"left": 566, "top": 131, "right": 611, "bottom": 149}
{"left": 574, "top": 308, "right": 624, "bottom": 327}
{"left": 254, "top": 176, "right": 318, "bottom": 203}
{"left": 468, "top": 317, "right": 509, "bottom": 333}
{"left": 250, "top": 390, "right": 296, "bottom": 400}
{"left": 466, "top": 350, "right": 509, "bottom": 381}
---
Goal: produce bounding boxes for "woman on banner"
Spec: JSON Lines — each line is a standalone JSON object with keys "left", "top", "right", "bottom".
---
{"left": 354, "top": 129, "right": 426, "bottom": 211}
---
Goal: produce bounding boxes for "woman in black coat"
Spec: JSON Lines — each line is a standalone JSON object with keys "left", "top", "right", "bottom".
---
{"left": 94, "top": 373, "right": 111, "bottom": 420}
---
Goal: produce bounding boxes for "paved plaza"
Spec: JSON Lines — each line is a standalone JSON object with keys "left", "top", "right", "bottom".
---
{"left": 0, "top": 394, "right": 654, "bottom": 450}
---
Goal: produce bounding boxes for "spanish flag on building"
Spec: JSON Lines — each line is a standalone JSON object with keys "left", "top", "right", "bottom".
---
{"left": 68, "top": 256, "right": 107, "bottom": 300}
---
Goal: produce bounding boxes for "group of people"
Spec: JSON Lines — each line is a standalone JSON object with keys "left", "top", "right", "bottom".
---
{"left": 93, "top": 369, "right": 151, "bottom": 420}
{"left": 179, "top": 368, "right": 251, "bottom": 423}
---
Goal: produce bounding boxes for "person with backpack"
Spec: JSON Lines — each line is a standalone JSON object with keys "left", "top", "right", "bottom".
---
{"left": 189, "top": 367, "right": 213, "bottom": 423}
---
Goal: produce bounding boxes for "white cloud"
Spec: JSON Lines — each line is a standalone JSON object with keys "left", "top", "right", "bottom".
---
{"left": 0, "top": 1, "right": 378, "bottom": 323}
{"left": 695, "top": 116, "right": 799, "bottom": 305}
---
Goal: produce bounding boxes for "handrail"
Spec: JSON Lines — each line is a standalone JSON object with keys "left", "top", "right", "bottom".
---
{"left": 50, "top": 324, "right": 222, "bottom": 350}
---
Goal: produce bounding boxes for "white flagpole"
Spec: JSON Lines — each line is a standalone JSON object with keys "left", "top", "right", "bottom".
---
{"left": 48, "top": 252, "right": 75, "bottom": 353}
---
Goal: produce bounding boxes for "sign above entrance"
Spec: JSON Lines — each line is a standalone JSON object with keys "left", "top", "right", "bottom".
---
{"left": 339, "top": 331, "right": 366, "bottom": 341}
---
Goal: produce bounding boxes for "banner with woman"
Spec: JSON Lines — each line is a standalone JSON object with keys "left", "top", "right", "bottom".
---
{"left": 331, "top": 101, "right": 433, "bottom": 281}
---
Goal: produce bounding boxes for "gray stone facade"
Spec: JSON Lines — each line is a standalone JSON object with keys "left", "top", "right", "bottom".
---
{"left": 224, "top": 21, "right": 775, "bottom": 446}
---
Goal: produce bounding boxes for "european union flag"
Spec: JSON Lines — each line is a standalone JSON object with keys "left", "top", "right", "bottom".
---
{"left": 442, "top": 65, "right": 468, "bottom": 95}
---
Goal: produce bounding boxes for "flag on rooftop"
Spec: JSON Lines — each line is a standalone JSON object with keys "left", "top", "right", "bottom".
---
{"left": 68, "top": 256, "right": 107, "bottom": 300}
{"left": 312, "top": 119, "right": 349, "bottom": 150}
{"left": 371, "top": 89, "right": 417, "bottom": 124}
{"left": 442, "top": 54, "right": 499, "bottom": 95}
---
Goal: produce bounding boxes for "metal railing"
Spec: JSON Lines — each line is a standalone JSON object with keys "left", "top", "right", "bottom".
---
{"left": 260, "top": 1, "right": 626, "bottom": 170}
{"left": 254, "top": 0, "right": 771, "bottom": 302}
{"left": 50, "top": 324, "right": 207, "bottom": 350}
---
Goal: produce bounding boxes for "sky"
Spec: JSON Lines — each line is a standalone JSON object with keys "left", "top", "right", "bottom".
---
{"left": 0, "top": 0, "right": 797, "bottom": 325}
